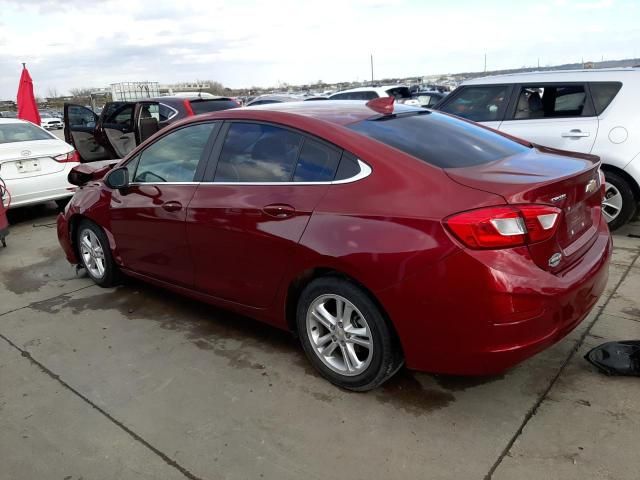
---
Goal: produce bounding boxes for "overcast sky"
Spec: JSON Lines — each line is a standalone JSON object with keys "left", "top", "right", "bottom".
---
{"left": 0, "top": 0, "right": 638, "bottom": 99}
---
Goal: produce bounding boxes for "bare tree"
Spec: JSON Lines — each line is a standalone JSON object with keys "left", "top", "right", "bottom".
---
{"left": 47, "top": 87, "right": 59, "bottom": 99}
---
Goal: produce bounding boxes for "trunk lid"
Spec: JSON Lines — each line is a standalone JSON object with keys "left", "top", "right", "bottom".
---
{"left": 445, "top": 145, "right": 603, "bottom": 271}
{"left": 0, "top": 139, "right": 70, "bottom": 180}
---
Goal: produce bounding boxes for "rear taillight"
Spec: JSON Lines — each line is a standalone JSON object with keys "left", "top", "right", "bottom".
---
{"left": 598, "top": 168, "right": 606, "bottom": 199}
{"left": 54, "top": 151, "right": 80, "bottom": 163}
{"left": 445, "top": 205, "right": 561, "bottom": 249}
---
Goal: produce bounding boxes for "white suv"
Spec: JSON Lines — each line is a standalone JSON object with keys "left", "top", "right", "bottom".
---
{"left": 329, "top": 85, "right": 421, "bottom": 107}
{"left": 436, "top": 68, "right": 640, "bottom": 230}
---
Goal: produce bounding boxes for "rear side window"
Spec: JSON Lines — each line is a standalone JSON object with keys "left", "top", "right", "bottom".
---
{"left": 190, "top": 99, "right": 238, "bottom": 114}
{"left": 590, "top": 82, "right": 622, "bottom": 115}
{"left": 293, "top": 139, "right": 341, "bottom": 182}
{"left": 214, "top": 123, "right": 303, "bottom": 182}
{"left": 348, "top": 111, "right": 530, "bottom": 168}
{"left": 439, "top": 85, "right": 510, "bottom": 122}
{"left": 512, "top": 85, "right": 589, "bottom": 119}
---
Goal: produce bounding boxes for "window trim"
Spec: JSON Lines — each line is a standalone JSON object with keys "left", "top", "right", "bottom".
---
{"left": 159, "top": 102, "right": 178, "bottom": 121}
{"left": 436, "top": 84, "right": 514, "bottom": 123}
{"left": 503, "top": 82, "right": 596, "bottom": 121}
{"left": 201, "top": 120, "right": 372, "bottom": 185}
{"left": 124, "top": 120, "right": 221, "bottom": 185}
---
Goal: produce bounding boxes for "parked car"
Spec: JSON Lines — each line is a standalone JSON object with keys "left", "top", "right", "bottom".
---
{"left": 64, "top": 95, "right": 239, "bottom": 162}
{"left": 245, "top": 94, "right": 303, "bottom": 106}
{"left": 40, "top": 115, "right": 64, "bottom": 130}
{"left": 412, "top": 90, "right": 447, "bottom": 108}
{"left": 0, "top": 111, "right": 18, "bottom": 118}
{"left": 329, "top": 85, "right": 421, "bottom": 106}
{"left": 57, "top": 99, "right": 610, "bottom": 391}
{"left": 434, "top": 68, "right": 640, "bottom": 230}
{"left": 0, "top": 118, "right": 79, "bottom": 209}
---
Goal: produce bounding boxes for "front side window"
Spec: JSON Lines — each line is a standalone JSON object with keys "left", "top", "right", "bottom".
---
{"left": 214, "top": 123, "right": 303, "bottom": 182}
{"left": 133, "top": 123, "right": 215, "bottom": 183}
{"left": 513, "top": 85, "right": 588, "bottom": 119}
{"left": 439, "top": 85, "right": 509, "bottom": 122}
{"left": 104, "top": 103, "right": 134, "bottom": 128}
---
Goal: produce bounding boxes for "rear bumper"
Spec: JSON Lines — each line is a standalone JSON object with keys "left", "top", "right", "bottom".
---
{"left": 6, "top": 166, "right": 77, "bottom": 208}
{"left": 378, "top": 219, "right": 612, "bottom": 375}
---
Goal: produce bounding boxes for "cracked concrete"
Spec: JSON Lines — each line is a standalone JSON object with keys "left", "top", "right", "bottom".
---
{"left": 1, "top": 204, "right": 639, "bottom": 480}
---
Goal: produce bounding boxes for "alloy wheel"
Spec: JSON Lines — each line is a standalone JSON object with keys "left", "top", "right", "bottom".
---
{"left": 602, "top": 181, "right": 623, "bottom": 223}
{"left": 79, "top": 228, "right": 106, "bottom": 279}
{"left": 306, "top": 294, "right": 373, "bottom": 376}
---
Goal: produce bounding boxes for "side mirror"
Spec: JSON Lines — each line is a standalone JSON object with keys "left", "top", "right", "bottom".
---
{"left": 105, "top": 167, "right": 129, "bottom": 190}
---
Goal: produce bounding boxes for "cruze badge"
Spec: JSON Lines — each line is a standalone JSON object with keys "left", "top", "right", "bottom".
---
{"left": 585, "top": 179, "right": 597, "bottom": 194}
{"left": 549, "top": 252, "right": 562, "bottom": 268}
{"left": 550, "top": 194, "right": 567, "bottom": 203}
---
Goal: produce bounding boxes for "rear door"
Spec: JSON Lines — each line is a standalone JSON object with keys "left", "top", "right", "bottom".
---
{"left": 498, "top": 83, "right": 598, "bottom": 154}
{"left": 187, "top": 121, "right": 341, "bottom": 308}
{"left": 436, "top": 84, "right": 512, "bottom": 130}
{"left": 96, "top": 102, "right": 137, "bottom": 158}
{"left": 63, "top": 103, "right": 111, "bottom": 162}
{"left": 133, "top": 101, "right": 161, "bottom": 144}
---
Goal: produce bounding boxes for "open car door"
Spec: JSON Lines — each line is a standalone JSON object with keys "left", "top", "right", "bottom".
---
{"left": 96, "top": 102, "right": 137, "bottom": 159}
{"left": 64, "top": 103, "right": 111, "bottom": 163}
{"left": 133, "top": 101, "right": 161, "bottom": 145}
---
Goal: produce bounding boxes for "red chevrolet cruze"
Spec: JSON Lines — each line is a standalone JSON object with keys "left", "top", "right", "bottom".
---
{"left": 57, "top": 99, "right": 611, "bottom": 391}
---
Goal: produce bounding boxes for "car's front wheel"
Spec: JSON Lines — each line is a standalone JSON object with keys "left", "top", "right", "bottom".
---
{"left": 602, "top": 171, "right": 637, "bottom": 231}
{"left": 77, "top": 220, "right": 119, "bottom": 287}
{"left": 297, "top": 277, "right": 402, "bottom": 391}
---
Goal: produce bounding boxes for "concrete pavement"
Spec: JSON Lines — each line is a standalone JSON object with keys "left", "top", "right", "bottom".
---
{"left": 1, "top": 204, "right": 639, "bottom": 480}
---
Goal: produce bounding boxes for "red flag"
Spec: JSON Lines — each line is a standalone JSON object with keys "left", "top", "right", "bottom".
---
{"left": 16, "top": 65, "right": 41, "bottom": 125}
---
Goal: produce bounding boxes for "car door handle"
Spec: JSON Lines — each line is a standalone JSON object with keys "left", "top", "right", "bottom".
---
{"left": 262, "top": 204, "right": 296, "bottom": 218}
{"left": 561, "top": 129, "right": 590, "bottom": 138}
{"left": 162, "top": 201, "right": 182, "bottom": 212}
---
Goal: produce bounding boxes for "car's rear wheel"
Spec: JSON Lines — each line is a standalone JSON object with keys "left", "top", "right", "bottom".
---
{"left": 602, "top": 171, "right": 637, "bottom": 231}
{"left": 77, "top": 221, "right": 119, "bottom": 287}
{"left": 296, "top": 277, "right": 402, "bottom": 391}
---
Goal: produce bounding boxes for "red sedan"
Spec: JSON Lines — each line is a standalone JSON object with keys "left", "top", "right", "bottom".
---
{"left": 57, "top": 99, "right": 611, "bottom": 391}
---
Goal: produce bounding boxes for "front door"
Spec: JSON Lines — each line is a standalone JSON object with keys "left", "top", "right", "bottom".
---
{"left": 498, "top": 83, "right": 599, "bottom": 154}
{"left": 187, "top": 121, "right": 342, "bottom": 308}
{"left": 63, "top": 103, "right": 111, "bottom": 163}
{"left": 109, "top": 122, "right": 218, "bottom": 286}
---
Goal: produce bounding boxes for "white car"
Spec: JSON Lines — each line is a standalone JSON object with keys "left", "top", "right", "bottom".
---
{"left": 435, "top": 68, "right": 640, "bottom": 229}
{"left": 40, "top": 116, "right": 64, "bottom": 130}
{"left": 0, "top": 118, "right": 79, "bottom": 209}
{"left": 329, "top": 85, "right": 421, "bottom": 107}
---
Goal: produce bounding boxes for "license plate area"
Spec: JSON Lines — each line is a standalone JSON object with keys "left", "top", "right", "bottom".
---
{"left": 565, "top": 202, "right": 590, "bottom": 240}
{"left": 15, "top": 158, "right": 42, "bottom": 173}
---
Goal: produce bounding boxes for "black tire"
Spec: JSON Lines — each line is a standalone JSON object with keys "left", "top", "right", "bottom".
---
{"left": 76, "top": 220, "right": 120, "bottom": 287}
{"left": 296, "top": 277, "right": 403, "bottom": 391}
{"left": 603, "top": 171, "right": 637, "bottom": 231}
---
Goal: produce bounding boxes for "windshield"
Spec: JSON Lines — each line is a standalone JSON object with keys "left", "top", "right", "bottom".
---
{"left": 0, "top": 122, "right": 54, "bottom": 144}
{"left": 348, "top": 111, "right": 530, "bottom": 168}
{"left": 190, "top": 99, "right": 239, "bottom": 114}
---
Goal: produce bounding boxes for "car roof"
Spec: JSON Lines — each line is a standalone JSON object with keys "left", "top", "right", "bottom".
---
{"left": 331, "top": 85, "right": 408, "bottom": 95}
{"left": 199, "top": 100, "right": 421, "bottom": 127}
{"left": 150, "top": 95, "right": 234, "bottom": 102}
{"left": 463, "top": 67, "right": 640, "bottom": 85}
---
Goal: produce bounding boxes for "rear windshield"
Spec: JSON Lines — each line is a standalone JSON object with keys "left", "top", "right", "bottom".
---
{"left": 0, "top": 123, "right": 54, "bottom": 144}
{"left": 190, "top": 99, "right": 239, "bottom": 115}
{"left": 348, "top": 111, "right": 530, "bottom": 168}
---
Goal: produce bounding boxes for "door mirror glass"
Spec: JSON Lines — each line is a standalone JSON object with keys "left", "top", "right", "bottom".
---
{"left": 106, "top": 167, "right": 129, "bottom": 189}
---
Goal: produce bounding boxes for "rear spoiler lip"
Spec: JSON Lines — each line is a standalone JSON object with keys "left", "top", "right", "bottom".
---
{"left": 532, "top": 143, "right": 600, "bottom": 164}
{"left": 68, "top": 159, "right": 120, "bottom": 187}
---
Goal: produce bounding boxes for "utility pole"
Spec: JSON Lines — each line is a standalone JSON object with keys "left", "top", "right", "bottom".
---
{"left": 484, "top": 53, "right": 487, "bottom": 72}
{"left": 537, "top": 57, "right": 540, "bottom": 69}
{"left": 370, "top": 54, "right": 374, "bottom": 85}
